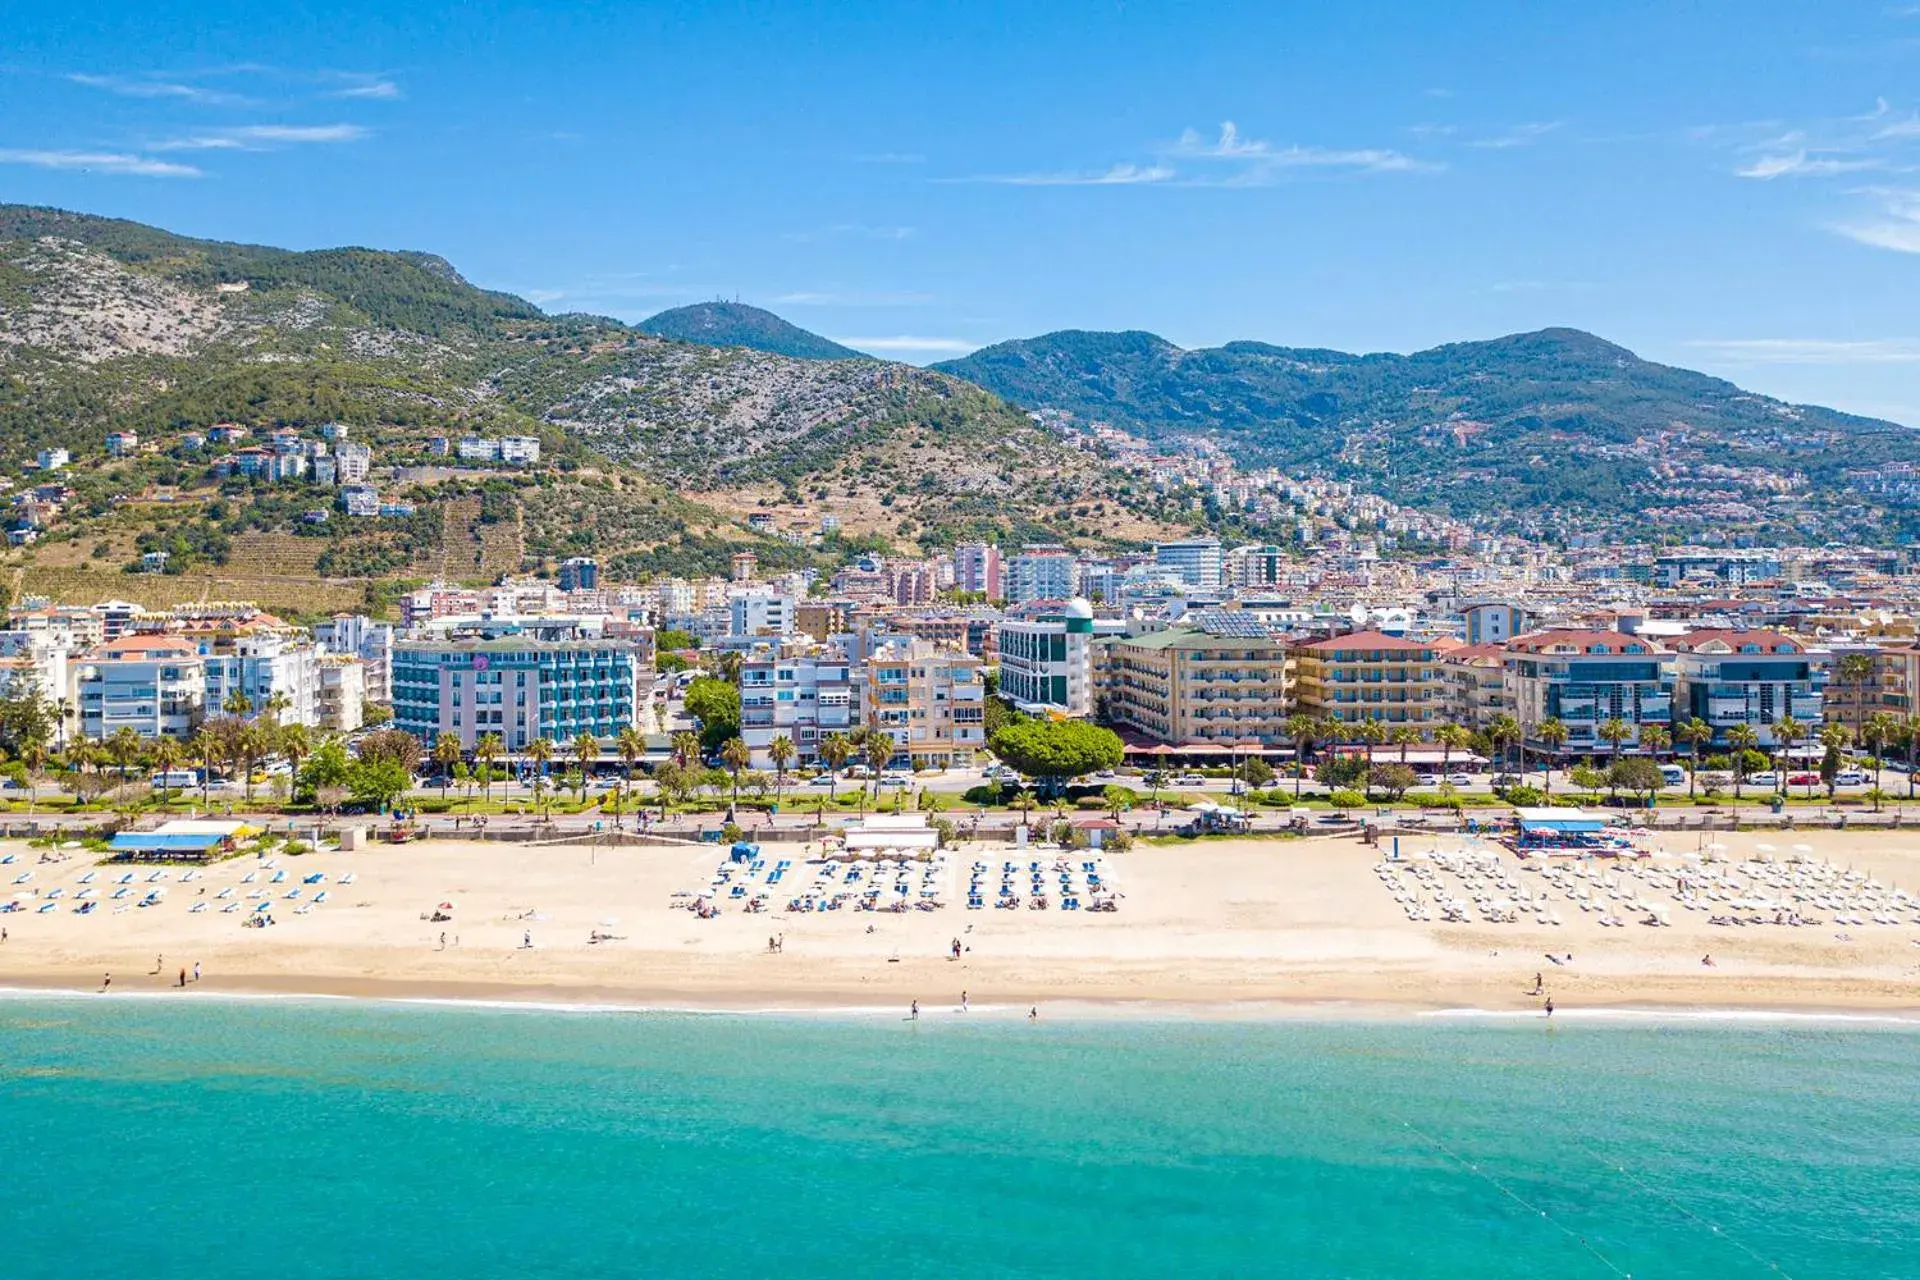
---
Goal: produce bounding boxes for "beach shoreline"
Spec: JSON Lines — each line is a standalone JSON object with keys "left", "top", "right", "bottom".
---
{"left": 4, "top": 828, "right": 1919, "bottom": 1022}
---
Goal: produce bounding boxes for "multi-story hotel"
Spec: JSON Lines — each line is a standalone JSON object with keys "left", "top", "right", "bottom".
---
{"left": 995, "top": 600, "right": 1097, "bottom": 716}
{"left": 1098, "top": 620, "right": 1292, "bottom": 746}
{"left": 1667, "top": 628, "right": 1823, "bottom": 748}
{"left": 855, "top": 637, "right": 986, "bottom": 768}
{"left": 391, "top": 637, "right": 644, "bottom": 752}
{"left": 76, "top": 635, "right": 206, "bottom": 740}
{"left": 738, "top": 651, "right": 854, "bottom": 769}
{"left": 1289, "top": 630, "right": 1443, "bottom": 734}
{"left": 1504, "top": 629, "right": 1673, "bottom": 755}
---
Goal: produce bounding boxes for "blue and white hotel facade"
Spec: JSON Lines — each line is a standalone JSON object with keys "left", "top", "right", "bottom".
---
{"left": 392, "top": 638, "right": 644, "bottom": 752}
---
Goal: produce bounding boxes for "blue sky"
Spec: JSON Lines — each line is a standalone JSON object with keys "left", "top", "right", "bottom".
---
{"left": 7, "top": 1, "right": 1920, "bottom": 421}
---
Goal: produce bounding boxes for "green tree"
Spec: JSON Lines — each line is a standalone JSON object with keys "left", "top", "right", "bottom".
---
{"left": 1819, "top": 722, "right": 1851, "bottom": 798}
{"left": 526, "top": 737, "right": 555, "bottom": 815}
{"left": 432, "top": 733, "right": 463, "bottom": 798}
{"left": 1596, "top": 717, "right": 1633, "bottom": 785}
{"left": 987, "top": 719, "right": 1124, "bottom": 795}
{"left": 768, "top": 734, "right": 796, "bottom": 806}
{"left": 1726, "top": 723, "right": 1760, "bottom": 799}
{"left": 1369, "top": 762, "right": 1417, "bottom": 801}
{"left": 817, "top": 732, "right": 853, "bottom": 799}
{"left": 474, "top": 732, "right": 504, "bottom": 803}
{"left": 685, "top": 676, "right": 741, "bottom": 752}
{"left": 346, "top": 757, "right": 411, "bottom": 812}
{"left": 1282, "top": 713, "right": 1318, "bottom": 800}
{"left": 720, "top": 735, "right": 752, "bottom": 813}
{"left": 1862, "top": 711, "right": 1898, "bottom": 793}
{"left": 1673, "top": 717, "right": 1712, "bottom": 800}
{"left": 1609, "top": 756, "right": 1664, "bottom": 807}
{"left": 570, "top": 732, "right": 600, "bottom": 802}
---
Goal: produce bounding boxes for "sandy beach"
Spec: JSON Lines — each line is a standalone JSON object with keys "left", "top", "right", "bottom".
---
{"left": 4, "top": 828, "right": 1920, "bottom": 1017}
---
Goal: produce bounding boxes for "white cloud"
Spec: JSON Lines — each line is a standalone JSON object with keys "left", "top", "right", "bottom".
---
{"left": 66, "top": 72, "right": 248, "bottom": 105}
{"left": 946, "top": 162, "right": 1175, "bottom": 186}
{"left": 152, "top": 123, "right": 369, "bottom": 151}
{"left": 1686, "top": 337, "right": 1920, "bottom": 364}
{"left": 0, "top": 147, "right": 200, "bottom": 177}
{"left": 520, "top": 289, "right": 566, "bottom": 305}
{"left": 1737, "top": 150, "right": 1881, "bottom": 178}
{"left": 329, "top": 76, "right": 401, "bottom": 100}
{"left": 1830, "top": 186, "right": 1920, "bottom": 251}
{"left": 1171, "top": 122, "right": 1437, "bottom": 175}
{"left": 1468, "top": 121, "right": 1563, "bottom": 149}
{"left": 833, "top": 335, "right": 978, "bottom": 354}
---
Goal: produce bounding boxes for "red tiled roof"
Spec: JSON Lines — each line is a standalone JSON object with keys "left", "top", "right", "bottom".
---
{"left": 86, "top": 636, "right": 199, "bottom": 660}
{"left": 1667, "top": 628, "right": 1805, "bottom": 654}
{"left": 1507, "top": 628, "right": 1669, "bottom": 656}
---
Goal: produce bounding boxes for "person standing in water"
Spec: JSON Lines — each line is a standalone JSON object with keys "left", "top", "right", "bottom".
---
{"left": 1544, "top": 997, "right": 1554, "bottom": 1018}
{"left": 101, "top": 973, "right": 111, "bottom": 993}
{"left": 960, "top": 990, "right": 969, "bottom": 1013}
{"left": 910, "top": 1000, "right": 919, "bottom": 1021}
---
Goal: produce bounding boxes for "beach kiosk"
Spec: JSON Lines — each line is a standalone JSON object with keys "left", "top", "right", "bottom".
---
{"left": 1510, "top": 808, "right": 1611, "bottom": 855}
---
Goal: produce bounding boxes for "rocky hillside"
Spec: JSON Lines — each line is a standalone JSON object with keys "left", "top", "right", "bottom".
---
{"left": 636, "top": 301, "right": 861, "bottom": 360}
{"left": 0, "top": 205, "right": 1167, "bottom": 574}
{"left": 938, "top": 328, "right": 1920, "bottom": 543}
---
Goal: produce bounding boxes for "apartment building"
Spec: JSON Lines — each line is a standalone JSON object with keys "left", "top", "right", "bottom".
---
{"left": 76, "top": 635, "right": 205, "bottom": 740}
{"left": 995, "top": 600, "right": 1096, "bottom": 716}
{"left": 729, "top": 591, "right": 795, "bottom": 638}
{"left": 1436, "top": 641, "right": 1511, "bottom": 728}
{"left": 738, "top": 651, "right": 854, "bottom": 768}
{"left": 1504, "top": 629, "right": 1673, "bottom": 755}
{"left": 855, "top": 637, "right": 986, "bottom": 768}
{"left": 314, "top": 614, "right": 395, "bottom": 703}
{"left": 391, "top": 637, "right": 643, "bottom": 751}
{"left": 1153, "top": 537, "right": 1224, "bottom": 590}
{"left": 1668, "top": 629, "right": 1823, "bottom": 747}
{"left": 1098, "top": 622, "right": 1292, "bottom": 746}
{"left": 1003, "top": 545, "right": 1075, "bottom": 604}
{"left": 952, "top": 543, "right": 1003, "bottom": 598}
{"left": 316, "top": 656, "right": 367, "bottom": 732}
{"left": 1289, "top": 629, "right": 1443, "bottom": 734}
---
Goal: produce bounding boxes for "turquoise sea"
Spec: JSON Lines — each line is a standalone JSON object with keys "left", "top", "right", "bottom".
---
{"left": 4, "top": 998, "right": 1918, "bottom": 1278}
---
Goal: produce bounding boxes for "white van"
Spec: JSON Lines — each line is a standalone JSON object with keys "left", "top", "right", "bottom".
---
{"left": 150, "top": 769, "right": 201, "bottom": 789}
{"left": 1659, "top": 764, "right": 1687, "bottom": 787}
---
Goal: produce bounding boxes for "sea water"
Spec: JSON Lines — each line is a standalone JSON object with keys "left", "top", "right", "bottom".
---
{"left": 4, "top": 998, "right": 1917, "bottom": 1278}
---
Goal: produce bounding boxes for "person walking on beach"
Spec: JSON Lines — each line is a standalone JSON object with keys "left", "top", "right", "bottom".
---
{"left": 178, "top": 967, "right": 187, "bottom": 988}
{"left": 193, "top": 962, "right": 201, "bottom": 983}
{"left": 910, "top": 1000, "right": 919, "bottom": 1021}
{"left": 1531, "top": 972, "right": 1543, "bottom": 995}
{"left": 961, "top": 990, "right": 969, "bottom": 1013}
{"left": 1544, "top": 997, "right": 1554, "bottom": 1018}
{"left": 523, "top": 930, "right": 532, "bottom": 949}
{"left": 438, "top": 931, "right": 446, "bottom": 949}
{"left": 153, "top": 954, "right": 163, "bottom": 975}
{"left": 100, "top": 973, "right": 111, "bottom": 993}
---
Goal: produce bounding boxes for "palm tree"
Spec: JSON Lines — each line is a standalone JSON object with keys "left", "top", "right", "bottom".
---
{"left": 190, "top": 728, "right": 219, "bottom": 808}
{"left": 525, "top": 736, "right": 555, "bottom": 814}
{"left": 278, "top": 723, "right": 310, "bottom": 794}
{"left": 860, "top": 725, "right": 895, "bottom": 795}
{"left": 222, "top": 689, "right": 254, "bottom": 719}
{"left": 1597, "top": 716, "right": 1632, "bottom": 772}
{"left": 720, "top": 736, "right": 752, "bottom": 815}
{"left": 1282, "top": 713, "right": 1317, "bottom": 800}
{"left": 1904, "top": 714, "right": 1920, "bottom": 800}
{"left": 1768, "top": 714, "right": 1803, "bottom": 785}
{"left": 1673, "top": 716, "right": 1711, "bottom": 799}
{"left": 106, "top": 725, "right": 143, "bottom": 783}
{"left": 768, "top": 734, "right": 796, "bottom": 806}
{"left": 1533, "top": 718, "right": 1568, "bottom": 793}
{"left": 237, "top": 723, "right": 270, "bottom": 804}
{"left": 1836, "top": 652, "right": 1876, "bottom": 742}
{"left": 432, "top": 734, "right": 462, "bottom": 798}
{"left": 261, "top": 691, "right": 291, "bottom": 726}
{"left": 818, "top": 732, "right": 853, "bottom": 800}
{"left": 617, "top": 725, "right": 646, "bottom": 786}
{"left": 52, "top": 697, "right": 72, "bottom": 751}
{"left": 475, "top": 732, "right": 504, "bottom": 804}
{"left": 20, "top": 738, "right": 47, "bottom": 813}
{"left": 148, "top": 736, "right": 183, "bottom": 793}
{"left": 715, "top": 650, "right": 744, "bottom": 684}
{"left": 1484, "top": 713, "right": 1521, "bottom": 775}
{"left": 1862, "top": 711, "right": 1898, "bottom": 794}
{"left": 671, "top": 731, "right": 702, "bottom": 769}
{"left": 570, "top": 732, "right": 599, "bottom": 802}
{"left": 1726, "top": 723, "right": 1760, "bottom": 799}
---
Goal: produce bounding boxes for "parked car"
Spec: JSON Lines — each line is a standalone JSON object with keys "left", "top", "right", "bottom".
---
{"left": 1443, "top": 772, "right": 1475, "bottom": 786}
{"left": 805, "top": 774, "right": 837, "bottom": 788}
{"left": 877, "top": 774, "right": 911, "bottom": 790}
{"left": 1747, "top": 771, "right": 1782, "bottom": 787}
{"left": 1090, "top": 770, "right": 1119, "bottom": 782}
{"left": 1659, "top": 765, "right": 1687, "bottom": 786}
{"left": 1787, "top": 772, "right": 1820, "bottom": 788}
{"left": 1834, "top": 769, "right": 1868, "bottom": 786}
{"left": 1172, "top": 774, "right": 1208, "bottom": 787}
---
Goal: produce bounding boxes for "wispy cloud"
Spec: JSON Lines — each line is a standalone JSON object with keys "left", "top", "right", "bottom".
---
{"left": 834, "top": 335, "right": 978, "bottom": 354}
{"left": 152, "top": 123, "right": 369, "bottom": 151}
{"left": 66, "top": 72, "right": 250, "bottom": 106}
{"left": 943, "top": 162, "right": 1174, "bottom": 187}
{"left": 1169, "top": 121, "right": 1438, "bottom": 176}
{"left": 1468, "top": 121, "right": 1563, "bottom": 149}
{"left": 1830, "top": 186, "right": 1920, "bottom": 251}
{"left": 1737, "top": 150, "right": 1883, "bottom": 178}
{"left": 1686, "top": 337, "right": 1920, "bottom": 364}
{"left": 0, "top": 147, "right": 200, "bottom": 177}
{"left": 326, "top": 73, "right": 401, "bottom": 100}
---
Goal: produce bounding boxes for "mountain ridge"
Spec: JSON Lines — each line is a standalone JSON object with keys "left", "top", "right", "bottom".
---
{"left": 637, "top": 301, "right": 862, "bottom": 360}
